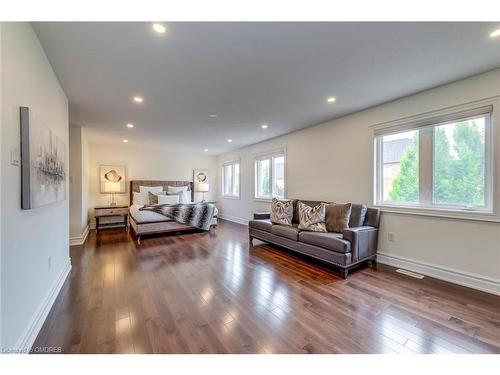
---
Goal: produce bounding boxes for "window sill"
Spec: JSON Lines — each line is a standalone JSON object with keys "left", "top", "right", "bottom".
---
{"left": 375, "top": 204, "right": 500, "bottom": 223}
{"left": 254, "top": 198, "right": 272, "bottom": 203}
{"left": 221, "top": 195, "right": 240, "bottom": 200}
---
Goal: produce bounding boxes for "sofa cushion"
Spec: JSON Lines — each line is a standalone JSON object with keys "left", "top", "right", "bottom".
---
{"left": 297, "top": 201, "right": 327, "bottom": 232}
{"left": 248, "top": 219, "right": 273, "bottom": 232}
{"left": 292, "top": 200, "right": 327, "bottom": 223}
{"left": 271, "top": 224, "right": 300, "bottom": 241}
{"left": 299, "top": 231, "right": 351, "bottom": 253}
{"left": 325, "top": 203, "right": 352, "bottom": 233}
{"left": 271, "top": 198, "right": 294, "bottom": 226}
{"left": 349, "top": 204, "right": 368, "bottom": 227}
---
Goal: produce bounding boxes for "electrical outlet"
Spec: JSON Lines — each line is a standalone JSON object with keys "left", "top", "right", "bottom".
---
{"left": 387, "top": 232, "right": 395, "bottom": 242}
{"left": 48, "top": 256, "right": 52, "bottom": 270}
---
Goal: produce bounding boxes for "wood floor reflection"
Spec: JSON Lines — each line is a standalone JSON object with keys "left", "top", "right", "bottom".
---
{"left": 33, "top": 220, "right": 500, "bottom": 353}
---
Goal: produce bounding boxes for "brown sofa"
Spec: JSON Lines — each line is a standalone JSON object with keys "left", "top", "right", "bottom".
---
{"left": 248, "top": 200, "right": 380, "bottom": 278}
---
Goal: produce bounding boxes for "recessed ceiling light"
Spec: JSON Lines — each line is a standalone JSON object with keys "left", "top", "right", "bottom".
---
{"left": 123, "top": 139, "right": 129, "bottom": 143}
{"left": 152, "top": 23, "right": 167, "bottom": 34}
{"left": 327, "top": 97, "right": 336, "bottom": 103}
{"left": 208, "top": 114, "right": 218, "bottom": 118}
{"left": 126, "top": 123, "right": 134, "bottom": 128}
{"left": 490, "top": 28, "right": 500, "bottom": 38}
{"left": 133, "top": 96, "right": 143, "bottom": 103}
{"left": 227, "top": 139, "right": 233, "bottom": 143}
{"left": 261, "top": 123, "right": 268, "bottom": 129}
{"left": 204, "top": 148, "right": 209, "bottom": 152}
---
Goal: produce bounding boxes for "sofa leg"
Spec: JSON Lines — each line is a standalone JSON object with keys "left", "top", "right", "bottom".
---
{"left": 340, "top": 268, "right": 348, "bottom": 279}
{"left": 249, "top": 235, "right": 253, "bottom": 244}
{"left": 371, "top": 257, "right": 377, "bottom": 269}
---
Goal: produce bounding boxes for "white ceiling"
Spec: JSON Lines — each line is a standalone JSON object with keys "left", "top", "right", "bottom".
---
{"left": 33, "top": 22, "right": 500, "bottom": 154}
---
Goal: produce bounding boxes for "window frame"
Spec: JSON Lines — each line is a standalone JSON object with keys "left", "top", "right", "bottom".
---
{"left": 254, "top": 149, "right": 286, "bottom": 202}
{"left": 372, "top": 97, "right": 499, "bottom": 222}
{"left": 221, "top": 159, "right": 241, "bottom": 199}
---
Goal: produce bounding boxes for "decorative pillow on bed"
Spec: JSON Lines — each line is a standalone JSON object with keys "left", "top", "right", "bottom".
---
{"left": 270, "top": 198, "right": 293, "bottom": 226}
{"left": 148, "top": 192, "right": 180, "bottom": 206}
{"left": 148, "top": 192, "right": 160, "bottom": 205}
{"left": 133, "top": 192, "right": 148, "bottom": 206}
{"left": 158, "top": 194, "right": 180, "bottom": 205}
{"left": 167, "top": 186, "right": 190, "bottom": 203}
{"left": 297, "top": 201, "right": 327, "bottom": 232}
{"left": 165, "top": 191, "right": 183, "bottom": 199}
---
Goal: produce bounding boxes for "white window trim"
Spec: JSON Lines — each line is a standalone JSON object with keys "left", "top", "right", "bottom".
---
{"left": 254, "top": 148, "right": 287, "bottom": 202}
{"left": 221, "top": 159, "right": 241, "bottom": 200}
{"left": 371, "top": 96, "right": 500, "bottom": 223}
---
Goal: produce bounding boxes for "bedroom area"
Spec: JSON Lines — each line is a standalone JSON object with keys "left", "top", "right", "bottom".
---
{"left": 71, "top": 137, "right": 219, "bottom": 242}
{"left": 1, "top": 1, "right": 500, "bottom": 373}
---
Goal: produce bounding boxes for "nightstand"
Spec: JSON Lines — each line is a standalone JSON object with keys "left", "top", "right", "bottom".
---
{"left": 94, "top": 205, "right": 129, "bottom": 232}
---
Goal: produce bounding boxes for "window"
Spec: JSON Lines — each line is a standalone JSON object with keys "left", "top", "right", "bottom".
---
{"left": 374, "top": 105, "right": 493, "bottom": 216}
{"left": 433, "top": 119, "right": 487, "bottom": 207}
{"left": 255, "top": 150, "right": 286, "bottom": 200}
{"left": 380, "top": 130, "right": 419, "bottom": 204}
{"left": 221, "top": 160, "right": 240, "bottom": 199}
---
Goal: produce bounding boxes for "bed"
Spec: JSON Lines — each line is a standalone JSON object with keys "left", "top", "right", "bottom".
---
{"left": 128, "top": 180, "right": 217, "bottom": 241}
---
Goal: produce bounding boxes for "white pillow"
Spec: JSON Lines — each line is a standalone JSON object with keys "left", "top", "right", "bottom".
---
{"left": 132, "top": 191, "right": 147, "bottom": 206}
{"left": 139, "top": 186, "right": 163, "bottom": 194}
{"left": 158, "top": 194, "right": 180, "bottom": 205}
{"left": 166, "top": 185, "right": 187, "bottom": 192}
{"left": 167, "top": 186, "right": 190, "bottom": 203}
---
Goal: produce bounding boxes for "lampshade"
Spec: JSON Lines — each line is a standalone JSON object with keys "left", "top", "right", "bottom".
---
{"left": 104, "top": 181, "right": 121, "bottom": 193}
{"left": 197, "top": 182, "right": 209, "bottom": 193}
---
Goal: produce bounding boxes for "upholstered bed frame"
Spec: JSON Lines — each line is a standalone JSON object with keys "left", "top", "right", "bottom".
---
{"left": 129, "top": 180, "right": 194, "bottom": 203}
{"left": 128, "top": 180, "right": 216, "bottom": 241}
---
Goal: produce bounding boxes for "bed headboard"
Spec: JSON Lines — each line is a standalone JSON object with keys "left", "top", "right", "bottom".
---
{"left": 129, "top": 180, "right": 194, "bottom": 204}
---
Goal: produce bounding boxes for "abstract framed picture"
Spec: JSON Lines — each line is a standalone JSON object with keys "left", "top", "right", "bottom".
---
{"left": 193, "top": 169, "right": 209, "bottom": 191}
{"left": 99, "top": 165, "right": 126, "bottom": 193}
{"left": 20, "top": 106, "right": 67, "bottom": 209}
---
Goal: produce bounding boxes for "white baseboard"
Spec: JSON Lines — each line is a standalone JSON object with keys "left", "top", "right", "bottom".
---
{"left": 377, "top": 251, "right": 500, "bottom": 295}
{"left": 14, "top": 258, "right": 72, "bottom": 351}
{"left": 218, "top": 213, "right": 249, "bottom": 226}
{"left": 69, "top": 225, "right": 89, "bottom": 246}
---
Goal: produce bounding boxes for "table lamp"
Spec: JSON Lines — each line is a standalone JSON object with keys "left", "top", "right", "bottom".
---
{"left": 197, "top": 182, "right": 209, "bottom": 202}
{"left": 104, "top": 181, "right": 121, "bottom": 206}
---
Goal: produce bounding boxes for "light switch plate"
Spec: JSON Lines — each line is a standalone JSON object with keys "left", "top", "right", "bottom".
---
{"left": 10, "top": 147, "right": 20, "bottom": 166}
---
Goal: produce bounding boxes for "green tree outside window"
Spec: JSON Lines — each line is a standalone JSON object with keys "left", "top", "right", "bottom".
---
{"left": 388, "top": 121, "right": 485, "bottom": 207}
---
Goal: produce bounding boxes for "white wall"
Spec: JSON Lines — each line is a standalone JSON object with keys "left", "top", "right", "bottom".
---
{"left": 216, "top": 68, "right": 500, "bottom": 294}
{"left": 68, "top": 125, "right": 89, "bottom": 242}
{"left": 81, "top": 127, "right": 89, "bottom": 234}
{"left": 69, "top": 125, "right": 84, "bottom": 238}
{"left": 86, "top": 141, "right": 217, "bottom": 224}
{"left": 1, "top": 23, "right": 70, "bottom": 349}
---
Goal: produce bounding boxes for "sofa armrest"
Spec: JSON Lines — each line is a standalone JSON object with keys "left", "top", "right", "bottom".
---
{"left": 342, "top": 226, "right": 378, "bottom": 262}
{"left": 253, "top": 212, "right": 271, "bottom": 220}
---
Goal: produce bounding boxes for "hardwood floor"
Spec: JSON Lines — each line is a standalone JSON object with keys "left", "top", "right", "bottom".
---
{"left": 33, "top": 220, "right": 500, "bottom": 354}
